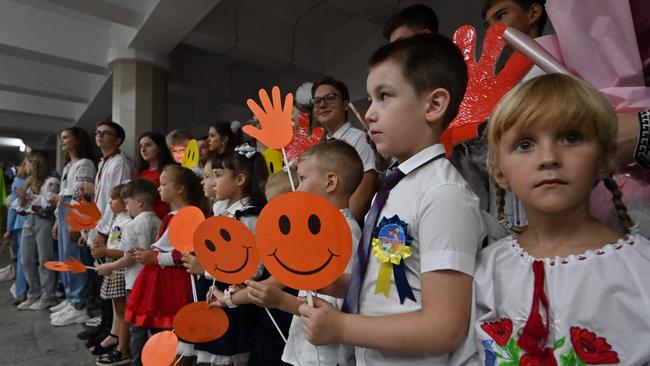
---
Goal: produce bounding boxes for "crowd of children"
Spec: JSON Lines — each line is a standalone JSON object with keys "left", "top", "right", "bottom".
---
{"left": 1, "top": 1, "right": 649, "bottom": 365}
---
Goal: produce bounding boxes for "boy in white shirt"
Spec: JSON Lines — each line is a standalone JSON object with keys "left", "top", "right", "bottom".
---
{"left": 96, "top": 179, "right": 161, "bottom": 364}
{"left": 298, "top": 34, "right": 485, "bottom": 365}
{"left": 246, "top": 140, "right": 364, "bottom": 365}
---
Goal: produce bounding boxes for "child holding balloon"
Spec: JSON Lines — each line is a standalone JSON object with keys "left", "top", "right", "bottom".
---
{"left": 179, "top": 146, "right": 269, "bottom": 365}
{"left": 124, "top": 165, "right": 207, "bottom": 365}
{"left": 245, "top": 140, "right": 364, "bottom": 366}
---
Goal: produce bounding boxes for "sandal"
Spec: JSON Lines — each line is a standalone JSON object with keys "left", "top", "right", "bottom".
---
{"left": 96, "top": 348, "right": 130, "bottom": 366}
{"left": 90, "top": 334, "right": 118, "bottom": 356}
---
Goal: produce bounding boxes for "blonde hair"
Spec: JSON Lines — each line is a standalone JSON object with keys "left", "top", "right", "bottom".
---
{"left": 265, "top": 169, "right": 298, "bottom": 199}
{"left": 25, "top": 150, "right": 50, "bottom": 193}
{"left": 299, "top": 140, "right": 364, "bottom": 196}
{"left": 487, "top": 73, "right": 634, "bottom": 231}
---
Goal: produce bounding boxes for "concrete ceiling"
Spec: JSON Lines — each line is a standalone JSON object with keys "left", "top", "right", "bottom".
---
{"left": 0, "top": 0, "right": 485, "bottom": 163}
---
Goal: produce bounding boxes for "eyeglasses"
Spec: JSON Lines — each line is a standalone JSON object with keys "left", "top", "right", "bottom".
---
{"left": 310, "top": 93, "right": 341, "bottom": 106}
{"left": 94, "top": 130, "right": 116, "bottom": 137}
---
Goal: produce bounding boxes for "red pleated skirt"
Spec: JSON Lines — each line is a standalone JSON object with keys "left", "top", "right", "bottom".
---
{"left": 125, "top": 264, "right": 191, "bottom": 329}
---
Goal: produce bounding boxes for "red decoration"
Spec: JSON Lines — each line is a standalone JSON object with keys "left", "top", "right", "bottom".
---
{"left": 520, "top": 348, "right": 557, "bottom": 366}
{"left": 570, "top": 327, "right": 619, "bottom": 364}
{"left": 480, "top": 318, "right": 513, "bottom": 346}
{"left": 284, "top": 113, "right": 324, "bottom": 162}
{"left": 442, "top": 23, "right": 533, "bottom": 155}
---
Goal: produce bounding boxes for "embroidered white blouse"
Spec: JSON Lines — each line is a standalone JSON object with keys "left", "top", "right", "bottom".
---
{"left": 452, "top": 234, "right": 650, "bottom": 365}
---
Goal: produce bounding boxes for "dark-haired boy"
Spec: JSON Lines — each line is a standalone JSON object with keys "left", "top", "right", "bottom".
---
{"left": 383, "top": 3, "right": 439, "bottom": 42}
{"left": 299, "top": 34, "right": 485, "bottom": 365}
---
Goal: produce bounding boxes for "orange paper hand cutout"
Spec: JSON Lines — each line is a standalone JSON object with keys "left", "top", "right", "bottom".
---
{"left": 244, "top": 86, "right": 294, "bottom": 149}
{"left": 193, "top": 216, "right": 261, "bottom": 284}
{"left": 442, "top": 23, "right": 533, "bottom": 155}
{"left": 64, "top": 198, "right": 101, "bottom": 232}
{"left": 255, "top": 192, "right": 352, "bottom": 290}
{"left": 284, "top": 113, "right": 324, "bottom": 162}
{"left": 44, "top": 261, "right": 73, "bottom": 272}
{"left": 142, "top": 330, "right": 178, "bottom": 366}
{"left": 173, "top": 301, "right": 229, "bottom": 343}
{"left": 169, "top": 206, "right": 205, "bottom": 253}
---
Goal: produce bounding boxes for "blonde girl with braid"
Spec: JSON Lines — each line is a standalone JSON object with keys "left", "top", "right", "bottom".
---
{"left": 453, "top": 74, "right": 650, "bottom": 364}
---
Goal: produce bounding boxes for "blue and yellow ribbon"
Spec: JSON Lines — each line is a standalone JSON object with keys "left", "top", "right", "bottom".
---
{"left": 371, "top": 215, "right": 416, "bottom": 304}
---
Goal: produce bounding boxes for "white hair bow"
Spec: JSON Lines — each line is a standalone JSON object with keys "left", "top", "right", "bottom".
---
{"left": 234, "top": 144, "right": 257, "bottom": 159}
{"left": 230, "top": 120, "right": 242, "bottom": 133}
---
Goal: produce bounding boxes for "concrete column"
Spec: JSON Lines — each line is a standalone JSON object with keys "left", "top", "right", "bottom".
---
{"left": 109, "top": 49, "right": 169, "bottom": 159}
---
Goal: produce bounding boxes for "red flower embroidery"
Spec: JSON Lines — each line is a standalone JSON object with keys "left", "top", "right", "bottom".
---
{"left": 520, "top": 348, "right": 557, "bottom": 366}
{"left": 570, "top": 327, "right": 619, "bottom": 364}
{"left": 480, "top": 318, "right": 513, "bottom": 346}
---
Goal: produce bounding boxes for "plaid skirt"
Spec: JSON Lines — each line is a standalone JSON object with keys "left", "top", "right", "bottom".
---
{"left": 100, "top": 265, "right": 126, "bottom": 300}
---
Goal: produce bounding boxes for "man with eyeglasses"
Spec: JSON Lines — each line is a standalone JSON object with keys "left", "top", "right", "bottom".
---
{"left": 89, "top": 121, "right": 134, "bottom": 248}
{"left": 311, "top": 76, "right": 378, "bottom": 222}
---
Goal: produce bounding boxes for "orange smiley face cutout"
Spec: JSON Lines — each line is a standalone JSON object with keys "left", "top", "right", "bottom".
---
{"left": 193, "top": 216, "right": 260, "bottom": 284}
{"left": 173, "top": 301, "right": 229, "bottom": 343}
{"left": 44, "top": 261, "right": 73, "bottom": 272}
{"left": 255, "top": 192, "right": 352, "bottom": 290}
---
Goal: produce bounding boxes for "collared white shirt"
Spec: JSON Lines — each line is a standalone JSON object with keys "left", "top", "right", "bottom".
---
{"left": 107, "top": 212, "right": 131, "bottom": 251}
{"left": 356, "top": 144, "right": 485, "bottom": 366}
{"left": 329, "top": 122, "right": 376, "bottom": 172}
{"left": 282, "top": 208, "right": 361, "bottom": 366}
{"left": 93, "top": 151, "right": 134, "bottom": 238}
{"left": 122, "top": 211, "right": 162, "bottom": 289}
{"left": 223, "top": 197, "right": 257, "bottom": 233}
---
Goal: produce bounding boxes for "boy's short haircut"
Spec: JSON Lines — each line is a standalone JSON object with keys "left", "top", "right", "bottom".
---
{"left": 368, "top": 33, "right": 468, "bottom": 129}
{"left": 382, "top": 4, "right": 439, "bottom": 40}
{"left": 165, "top": 129, "right": 193, "bottom": 147}
{"left": 265, "top": 169, "right": 298, "bottom": 197}
{"left": 481, "top": 0, "right": 547, "bottom": 35}
{"left": 300, "top": 140, "right": 364, "bottom": 196}
{"left": 121, "top": 179, "right": 158, "bottom": 207}
{"left": 97, "top": 120, "right": 126, "bottom": 146}
{"left": 110, "top": 184, "right": 126, "bottom": 199}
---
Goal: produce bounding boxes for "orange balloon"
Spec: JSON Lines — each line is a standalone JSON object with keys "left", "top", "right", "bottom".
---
{"left": 169, "top": 206, "right": 205, "bottom": 253}
{"left": 142, "top": 330, "right": 178, "bottom": 366}
{"left": 255, "top": 192, "right": 352, "bottom": 290}
{"left": 44, "top": 261, "right": 72, "bottom": 272}
{"left": 173, "top": 301, "right": 229, "bottom": 343}
{"left": 193, "top": 216, "right": 260, "bottom": 284}
{"left": 64, "top": 199, "right": 101, "bottom": 232}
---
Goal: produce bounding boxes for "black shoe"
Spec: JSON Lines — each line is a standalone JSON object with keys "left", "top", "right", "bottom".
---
{"left": 85, "top": 331, "right": 110, "bottom": 349}
{"left": 90, "top": 334, "right": 118, "bottom": 356}
{"left": 78, "top": 326, "right": 106, "bottom": 340}
{"left": 96, "top": 348, "right": 130, "bottom": 366}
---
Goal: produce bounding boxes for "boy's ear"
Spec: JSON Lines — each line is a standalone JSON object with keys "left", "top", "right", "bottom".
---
{"left": 527, "top": 3, "right": 543, "bottom": 27}
{"left": 490, "top": 161, "right": 510, "bottom": 190}
{"left": 136, "top": 196, "right": 145, "bottom": 208}
{"left": 325, "top": 172, "right": 339, "bottom": 194}
{"left": 424, "top": 88, "right": 450, "bottom": 125}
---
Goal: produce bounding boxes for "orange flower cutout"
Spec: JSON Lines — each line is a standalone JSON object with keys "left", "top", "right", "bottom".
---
{"left": 442, "top": 23, "right": 533, "bottom": 155}
{"left": 244, "top": 86, "right": 294, "bottom": 149}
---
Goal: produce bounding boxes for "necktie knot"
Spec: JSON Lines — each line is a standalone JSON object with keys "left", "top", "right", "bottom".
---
{"left": 382, "top": 169, "right": 405, "bottom": 191}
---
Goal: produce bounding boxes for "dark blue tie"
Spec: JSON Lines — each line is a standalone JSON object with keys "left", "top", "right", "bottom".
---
{"left": 342, "top": 168, "right": 405, "bottom": 313}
